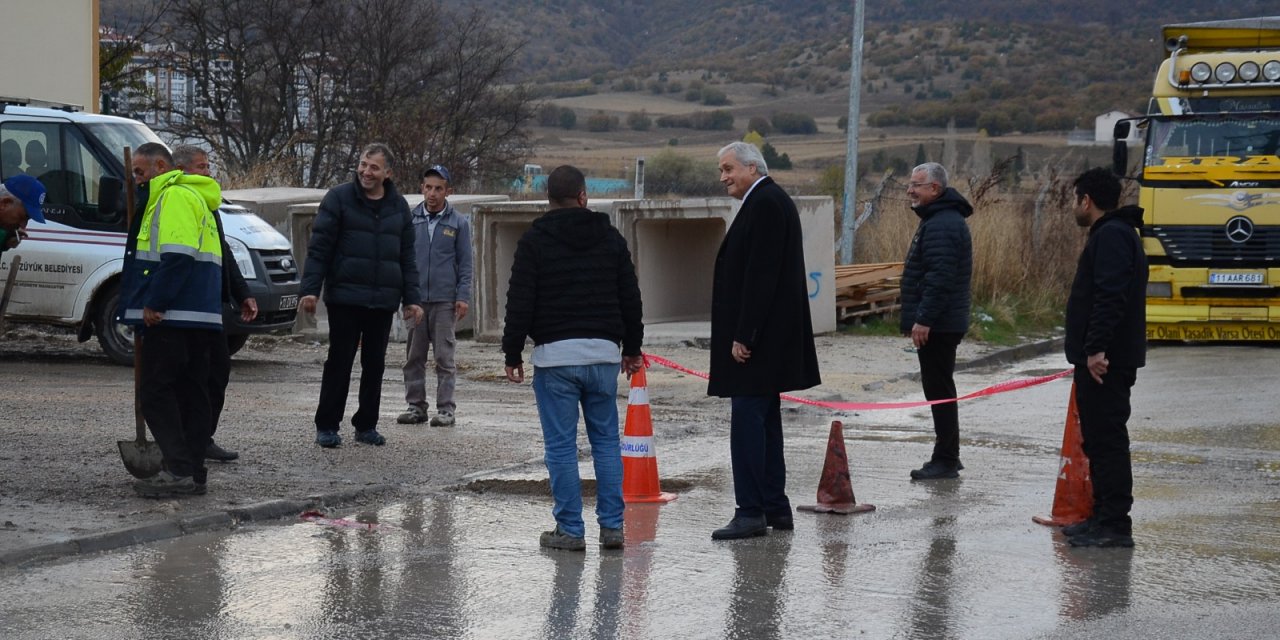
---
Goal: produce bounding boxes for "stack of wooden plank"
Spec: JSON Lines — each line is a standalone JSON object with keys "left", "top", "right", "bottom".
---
{"left": 835, "top": 261, "right": 903, "bottom": 324}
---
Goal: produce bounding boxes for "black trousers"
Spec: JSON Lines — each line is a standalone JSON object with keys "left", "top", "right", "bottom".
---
{"left": 139, "top": 326, "right": 216, "bottom": 483}
{"left": 315, "top": 303, "right": 394, "bottom": 433}
{"left": 918, "top": 331, "right": 964, "bottom": 465}
{"left": 1074, "top": 365, "right": 1136, "bottom": 534}
{"left": 207, "top": 331, "right": 230, "bottom": 439}
{"left": 729, "top": 395, "right": 790, "bottom": 519}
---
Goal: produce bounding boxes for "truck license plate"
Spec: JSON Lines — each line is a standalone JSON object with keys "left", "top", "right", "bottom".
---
{"left": 1208, "top": 272, "right": 1264, "bottom": 285}
{"left": 279, "top": 294, "right": 299, "bottom": 310}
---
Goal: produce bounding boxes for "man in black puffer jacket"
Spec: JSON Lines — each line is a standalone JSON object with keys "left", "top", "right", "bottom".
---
{"left": 502, "top": 165, "right": 644, "bottom": 552}
{"left": 900, "top": 162, "right": 974, "bottom": 481}
{"left": 301, "top": 143, "right": 424, "bottom": 449}
{"left": 1062, "top": 167, "right": 1146, "bottom": 549}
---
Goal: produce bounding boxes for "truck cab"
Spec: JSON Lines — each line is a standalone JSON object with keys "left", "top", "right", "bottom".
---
{"left": 0, "top": 100, "right": 299, "bottom": 363}
{"left": 1116, "top": 18, "right": 1280, "bottom": 341}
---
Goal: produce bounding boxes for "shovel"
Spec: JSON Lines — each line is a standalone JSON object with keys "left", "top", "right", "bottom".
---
{"left": 115, "top": 146, "right": 163, "bottom": 479}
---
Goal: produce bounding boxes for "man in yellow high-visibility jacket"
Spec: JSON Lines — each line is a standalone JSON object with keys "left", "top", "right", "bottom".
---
{"left": 118, "top": 142, "right": 224, "bottom": 498}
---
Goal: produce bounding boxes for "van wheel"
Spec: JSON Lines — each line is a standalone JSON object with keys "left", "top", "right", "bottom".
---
{"left": 226, "top": 334, "right": 249, "bottom": 356}
{"left": 96, "top": 283, "right": 135, "bottom": 366}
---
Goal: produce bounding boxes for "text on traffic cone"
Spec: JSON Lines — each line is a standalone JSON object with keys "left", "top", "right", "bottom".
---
{"left": 622, "top": 365, "right": 676, "bottom": 503}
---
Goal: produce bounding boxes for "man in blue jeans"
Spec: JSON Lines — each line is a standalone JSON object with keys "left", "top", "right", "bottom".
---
{"left": 502, "top": 165, "right": 644, "bottom": 551}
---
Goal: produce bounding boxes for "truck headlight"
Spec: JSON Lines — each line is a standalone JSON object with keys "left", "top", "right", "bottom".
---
{"left": 1265, "top": 60, "right": 1280, "bottom": 81}
{"left": 1147, "top": 282, "right": 1172, "bottom": 298}
{"left": 1190, "top": 62, "right": 1212, "bottom": 82}
{"left": 226, "top": 236, "right": 257, "bottom": 280}
{"left": 1239, "top": 61, "right": 1260, "bottom": 82}
{"left": 1214, "top": 62, "right": 1236, "bottom": 83}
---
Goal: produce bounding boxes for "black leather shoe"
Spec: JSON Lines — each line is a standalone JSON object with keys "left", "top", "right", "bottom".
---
{"left": 205, "top": 441, "right": 239, "bottom": 462}
{"left": 766, "top": 513, "right": 794, "bottom": 530}
{"left": 711, "top": 515, "right": 768, "bottom": 540}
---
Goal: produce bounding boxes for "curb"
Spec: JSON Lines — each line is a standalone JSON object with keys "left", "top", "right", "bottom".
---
{"left": 864, "top": 335, "right": 1064, "bottom": 389}
{"left": 0, "top": 484, "right": 397, "bottom": 569}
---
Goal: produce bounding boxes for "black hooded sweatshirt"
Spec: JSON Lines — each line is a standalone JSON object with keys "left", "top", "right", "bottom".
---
{"left": 502, "top": 207, "right": 643, "bottom": 367}
{"left": 1065, "top": 205, "right": 1147, "bottom": 368}
{"left": 900, "top": 187, "right": 974, "bottom": 334}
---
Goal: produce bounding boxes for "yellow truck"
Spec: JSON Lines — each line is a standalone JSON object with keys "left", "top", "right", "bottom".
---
{"left": 1114, "top": 17, "right": 1280, "bottom": 340}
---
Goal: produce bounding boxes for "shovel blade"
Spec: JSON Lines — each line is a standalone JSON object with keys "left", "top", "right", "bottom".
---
{"left": 118, "top": 439, "right": 164, "bottom": 479}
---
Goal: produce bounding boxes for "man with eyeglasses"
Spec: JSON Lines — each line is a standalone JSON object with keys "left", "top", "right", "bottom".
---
{"left": 901, "top": 162, "right": 973, "bottom": 481}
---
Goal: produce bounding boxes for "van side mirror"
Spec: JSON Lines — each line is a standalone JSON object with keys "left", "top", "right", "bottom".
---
{"left": 1112, "top": 121, "right": 1131, "bottom": 177}
{"left": 98, "top": 176, "right": 123, "bottom": 218}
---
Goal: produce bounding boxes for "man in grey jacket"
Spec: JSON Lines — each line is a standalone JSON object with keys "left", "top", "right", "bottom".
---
{"left": 397, "top": 165, "right": 473, "bottom": 427}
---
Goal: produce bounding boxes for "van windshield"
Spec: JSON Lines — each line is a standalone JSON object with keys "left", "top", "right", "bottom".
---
{"left": 81, "top": 122, "right": 163, "bottom": 158}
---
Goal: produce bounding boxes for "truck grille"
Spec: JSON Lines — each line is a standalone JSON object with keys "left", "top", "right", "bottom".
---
{"left": 259, "top": 249, "right": 300, "bottom": 284}
{"left": 1149, "top": 225, "right": 1280, "bottom": 267}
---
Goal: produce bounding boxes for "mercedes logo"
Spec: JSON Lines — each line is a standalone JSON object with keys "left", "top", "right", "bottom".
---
{"left": 1225, "top": 216, "right": 1254, "bottom": 244}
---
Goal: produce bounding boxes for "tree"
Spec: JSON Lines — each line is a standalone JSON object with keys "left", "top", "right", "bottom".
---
{"left": 761, "top": 142, "right": 792, "bottom": 170}
{"left": 747, "top": 115, "right": 772, "bottom": 136}
{"left": 627, "top": 110, "right": 652, "bottom": 131}
{"left": 743, "top": 130, "right": 765, "bottom": 148}
{"left": 159, "top": 0, "right": 533, "bottom": 190}
{"left": 771, "top": 112, "right": 818, "bottom": 134}
{"left": 644, "top": 148, "right": 721, "bottom": 197}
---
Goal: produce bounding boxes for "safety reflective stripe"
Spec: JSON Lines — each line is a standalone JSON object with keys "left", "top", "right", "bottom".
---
{"left": 628, "top": 386, "right": 649, "bottom": 405}
{"left": 159, "top": 243, "right": 198, "bottom": 257}
{"left": 620, "top": 435, "right": 655, "bottom": 458}
{"left": 122, "top": 308, "right": 222, "bottom": 324}
{"left": 164, "top": 310, "right": 222, "bottom": 324}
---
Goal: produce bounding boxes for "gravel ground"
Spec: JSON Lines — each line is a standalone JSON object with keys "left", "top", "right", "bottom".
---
{"left": 0, "top": 324, "right": 1027, "bottom": 562}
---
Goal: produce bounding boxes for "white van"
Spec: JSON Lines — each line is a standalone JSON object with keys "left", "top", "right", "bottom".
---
{"left": 0, "top": 100, "right": 300, "bottom": 364}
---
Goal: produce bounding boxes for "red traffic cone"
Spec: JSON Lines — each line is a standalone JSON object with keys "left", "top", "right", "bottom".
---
{"left": 1033, "top": 382, "right": 1093, "bottom": 527}
{"left": 622, "top": 366, "right": 676, "bottom": 504}
{"left": 797, "top": 421, "right": 875, "bottom": 515}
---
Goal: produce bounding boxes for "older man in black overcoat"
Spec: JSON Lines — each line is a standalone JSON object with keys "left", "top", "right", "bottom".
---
{"left": 708, "top": 141, "right": 821, "bottom": 540}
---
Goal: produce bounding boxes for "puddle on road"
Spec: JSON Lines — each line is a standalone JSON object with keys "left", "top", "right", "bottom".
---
{"left": 454, "top": 476, "right": 703, "bottom": 496}
{"left": 1133, "top": 423, "right": 1280, "bottom": 451}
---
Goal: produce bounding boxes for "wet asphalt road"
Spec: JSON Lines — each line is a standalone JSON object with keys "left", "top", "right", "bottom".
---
{"left": 2, "top": 344, "right": 1279, "bottom": 639}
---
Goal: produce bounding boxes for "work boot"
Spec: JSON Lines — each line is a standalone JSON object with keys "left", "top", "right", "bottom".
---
{"left": 134, "top": 471, "right": 207, "bottom": 498}
{"left": 429, "top": 410, "right": 455, "bottom": 427}
{"left": 600, "top": 526, "right": 624, "bottom": 550}
{"left": 910, "top": 460, "right": 960, "bottom": 480}
{"left": 1068, "top": 527, "right": 1135, "bottom": 548}
{"left": 355, "top": 429, "right": 386, "bottom": 446}
{"left": 1061, "top": 518, "right": 1097, "bottom": 537}
{"left": 397, "top": 405, "right": 429, "bottom": 424}
{"left": 540, "top": 526, "right": 586, "bottom": 551}
{"left": 205, "top": 441, "right": 239, "bottom": 462}
{"left": 315, "top": 430, "right": 342, "bottom": 448}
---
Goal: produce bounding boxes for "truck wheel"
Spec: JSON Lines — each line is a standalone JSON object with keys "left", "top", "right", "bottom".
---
{"left": 96, "top": 283, "right": 135, "bottom": 366}
{"left": 226, "top": 334, "right": 249, "bottom": 356}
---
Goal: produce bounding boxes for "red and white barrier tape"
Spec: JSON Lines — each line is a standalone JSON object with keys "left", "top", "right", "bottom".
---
{"left": 641, "top": 352, "right": 1070, "bottom": 411}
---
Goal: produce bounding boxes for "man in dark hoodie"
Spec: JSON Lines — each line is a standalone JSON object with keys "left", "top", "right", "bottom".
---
{"left": 1062, "top": 167, "right": 1146, "bottom": 548}
{"left": 900, "top": 161, "right": 973, "bottom": 481}
{"left": 301, "top": 143, "right": 424, "bottom": 449}
{"left": 502, "top": 165, "right": 644, "bottom": 552}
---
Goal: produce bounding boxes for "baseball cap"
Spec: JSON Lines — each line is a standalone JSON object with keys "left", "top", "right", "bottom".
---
{"left": 423, "top": 164, "right": 451, "bottom": 183}
{"left": 3, "top": 174, "right": 46, "bottom": 223}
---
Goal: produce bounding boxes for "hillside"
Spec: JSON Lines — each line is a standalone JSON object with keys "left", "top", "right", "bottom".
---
{"left": 470, "top": 1, "right": 1275, "bottom": 134}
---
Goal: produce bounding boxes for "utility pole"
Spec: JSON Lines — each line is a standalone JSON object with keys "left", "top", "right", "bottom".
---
{"left": 840, "top": 0, "right": 865, "bottom": 265}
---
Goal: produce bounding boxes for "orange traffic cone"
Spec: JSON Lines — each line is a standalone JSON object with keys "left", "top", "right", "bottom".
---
{"left": 622, "top": 366, "right": 676, "bottom": 503}
{"left": 1033, "top": 382, "right": 1093, "bottom": 527}
{"left": 797, "top": 421, "right": 875, "bottom": 515}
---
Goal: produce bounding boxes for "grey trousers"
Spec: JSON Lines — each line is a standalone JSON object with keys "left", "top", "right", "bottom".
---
{"left": 401, "top": 301, "right": 458, "bottom": 413}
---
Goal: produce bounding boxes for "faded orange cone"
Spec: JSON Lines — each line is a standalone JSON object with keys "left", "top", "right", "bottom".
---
{"left": 797, "top": 421, "right": 875, "bottom": 515}
{"left": 622, "top": 365, "right": 676, "bottom": 503}
{"left": 1033, "top": 382, "right": 1093, "bottom": 527}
